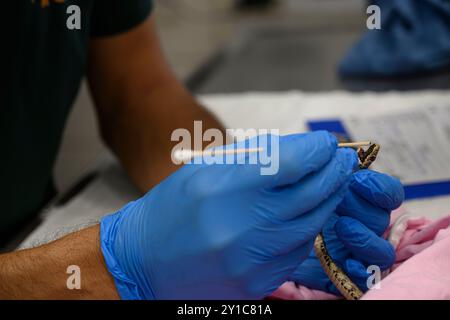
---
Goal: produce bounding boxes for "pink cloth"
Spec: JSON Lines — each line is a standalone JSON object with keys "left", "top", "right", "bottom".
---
{"left": 390, "top": 215, "right": 450, "bottom": 270}
{"left": 272, "top": 212, "right": 450, "bottom": 300}
{"left": 363, "top": 227, "right": 450, "bottom": 300}
{"left": 272, "top": 282, "right": 339, "bottom": 300}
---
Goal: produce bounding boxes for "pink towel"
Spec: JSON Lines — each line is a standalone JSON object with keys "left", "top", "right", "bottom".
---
{"left": 362, "top": 227, "right": 450, "bottom": 299}
{"left": 272, "top": 211, "right": 450, "bottom": 300}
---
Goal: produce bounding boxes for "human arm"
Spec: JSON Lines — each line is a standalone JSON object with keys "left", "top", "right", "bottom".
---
{"left": 0, "top": 132, "right": 351, "bottom": 299}
{"left": 1, "top": 131, "right": 351, "bottom": 300}
{"left": 0, "top": 225, "right": 119, "bottom": 299}
{"left": 88, "top": 15, "right": 225, "bottom": 192}
{"left": 0, "top": 132, "right": 403, "bottom": 300}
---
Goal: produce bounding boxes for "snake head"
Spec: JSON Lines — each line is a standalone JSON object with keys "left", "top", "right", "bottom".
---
{"left": 357, "top": 143, "right": 380, "bottom": 169}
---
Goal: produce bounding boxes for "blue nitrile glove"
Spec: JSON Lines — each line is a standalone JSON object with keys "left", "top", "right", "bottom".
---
{"left": 100, "top": 131, "right": 359, "bottom": 299}
{"left": 289, "top": 170, "right": 404, "bottom": 295}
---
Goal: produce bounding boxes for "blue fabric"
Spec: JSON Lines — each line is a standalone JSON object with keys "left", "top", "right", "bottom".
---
{"left": 339, "top": 0, "right": 450, "bottom": 77}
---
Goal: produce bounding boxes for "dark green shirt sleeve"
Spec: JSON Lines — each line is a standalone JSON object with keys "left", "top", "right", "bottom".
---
{"left": 90, "top": 0, "right": 153, "bottom": 37}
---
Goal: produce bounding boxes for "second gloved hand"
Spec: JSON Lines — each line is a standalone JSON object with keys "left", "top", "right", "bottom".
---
{"left": 100, "top": 131, "right": 358, "bottom": 299}
{"left": 288, "top": 169, "right": 404, "bottom": 295}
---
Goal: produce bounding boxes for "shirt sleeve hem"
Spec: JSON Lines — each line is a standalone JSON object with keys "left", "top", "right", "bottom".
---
{"left": 90, "top": 1, "right": 153, "bottom": 38}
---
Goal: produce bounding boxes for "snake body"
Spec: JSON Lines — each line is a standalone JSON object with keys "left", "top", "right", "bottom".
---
{"left": 313, "top": 143, "right": 380, "bottom": 300}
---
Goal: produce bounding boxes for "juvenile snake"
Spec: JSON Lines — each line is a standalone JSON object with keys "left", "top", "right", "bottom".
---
{"left": 313, "top": 143, "right": 381, "bottom": 300}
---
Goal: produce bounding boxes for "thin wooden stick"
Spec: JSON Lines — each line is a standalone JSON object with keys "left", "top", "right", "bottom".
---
{"left": 174, "top": 148, "right": 263, "bottom": 162}
{"left": 338, "top": 141, "right": 371, "bottom": 148}
{"left": 174, "top": 141, "right": 372, "bottom": 162}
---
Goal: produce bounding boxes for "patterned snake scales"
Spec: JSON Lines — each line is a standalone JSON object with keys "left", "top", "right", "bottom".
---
{"left": 313, "top": 143, "right": 381, "bottom": 300}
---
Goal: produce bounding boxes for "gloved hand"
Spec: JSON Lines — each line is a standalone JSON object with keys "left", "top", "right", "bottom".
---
{"left": 100, "top": 131, "right": 359, "bottom": 299}
{"left": 288, "top": 169, "right": 404, "bottom": 295}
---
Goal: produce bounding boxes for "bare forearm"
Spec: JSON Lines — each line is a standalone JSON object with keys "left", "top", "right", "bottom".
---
{"left": 99, "top": 82, "right": 225, "bottom": 192}
{"left": 0, "top": 225, "right": 119, "bottom": 299}
{"left": 88, "top": 16, "right": 225, "bottom": 192}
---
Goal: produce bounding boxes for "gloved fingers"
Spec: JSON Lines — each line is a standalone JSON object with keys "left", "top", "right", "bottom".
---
{"left": 290, "top": 258, "right": 380, "bottom": 296}
{"left": 343, "top": 259, "right": 375, "bottom": 292}
{"left": 265, "top": 185, "right": 350, "bottom": 256}
{"left": 335, "top": 217, "right": 396, "bottom": 270}
{"left": 184, "top": 131, "right": 339, "bottom": 195}
{"left": 252, "top": 186, "right": 348, "bottom": 258}
{"left": 255, "top": 131, "right": 339, "bottom": 188}
{"left": 287, "top": 256, "right": 331, "bottom": 292}
{"left": 324, "top": 259, "right": 372, "bottom": 296}
{"left": 349, "top": 170, "right": 404, "bottom": 211}
{"left": 336, "top": 190, "right": 390, "bottom": 236}
{"left": 288, "top": 257, "right": 371, "bottom": 296}
{"left": 287, "top": 257, "right": 365, "bottom": 297}
{"left": 227, "top": 240, "right": 316, "bottom": 299}
{"left": 272, "top": 148, "right": 358, "bottom": 220}
{"left": 260, "top": 240, "right": 316, "bottom": 297}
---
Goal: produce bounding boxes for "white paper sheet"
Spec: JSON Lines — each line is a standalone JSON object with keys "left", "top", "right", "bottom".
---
{"left": 343, "top": 105, "right": 450, "bottom": 184}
